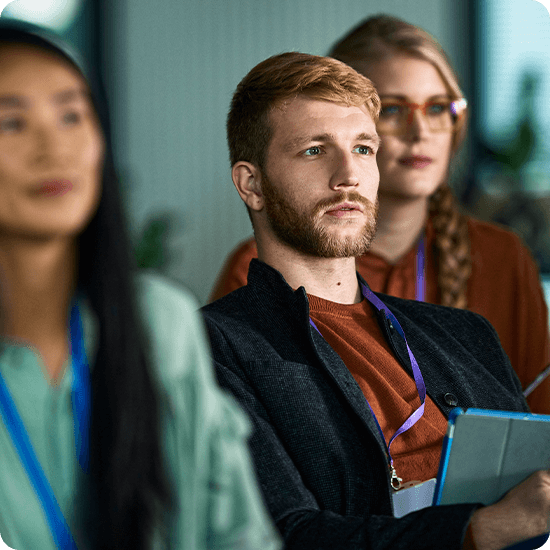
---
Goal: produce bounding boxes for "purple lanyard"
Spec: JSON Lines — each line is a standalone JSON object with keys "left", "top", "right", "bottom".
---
{"left": 309, "top": 284, "right": 427, "bottom": 490}
{"left": 415, "top": 231, "right": 426, "bottom": 302}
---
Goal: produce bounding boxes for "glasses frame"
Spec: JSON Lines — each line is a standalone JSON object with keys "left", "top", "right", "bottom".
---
{"left": 377, "top": 97, "right": 468, "bottom": 136}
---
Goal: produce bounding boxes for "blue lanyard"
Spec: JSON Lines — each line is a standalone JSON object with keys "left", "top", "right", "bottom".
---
{"left": 0, "top": 300, "right": 90, "bottom": 549}
{"left": 415, "top": 231, "right": 426, "bottom": 302}
{"left": 309, "top": 284, "right": 427, "bottom": 490}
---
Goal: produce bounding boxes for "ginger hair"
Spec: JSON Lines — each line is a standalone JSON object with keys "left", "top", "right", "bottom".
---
{"left": 227, "top": 52, "right": 381, "bottom": 171}
{"left": 330, "top": 14, "right": 471, "bottom": 308}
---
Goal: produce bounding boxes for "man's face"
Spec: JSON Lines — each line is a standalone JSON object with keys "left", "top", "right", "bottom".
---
{"left": 261, "top": 96, "right": 380, "bottom": 258}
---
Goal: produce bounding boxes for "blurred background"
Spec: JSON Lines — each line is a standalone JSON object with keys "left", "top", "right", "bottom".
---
{"left": 2, "top": 0, "right": 549, "bottom": 306}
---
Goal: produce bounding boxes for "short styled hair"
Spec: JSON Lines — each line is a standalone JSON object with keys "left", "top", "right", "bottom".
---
{"left": 227, "top": 52, "right": 380, "bottom": 169}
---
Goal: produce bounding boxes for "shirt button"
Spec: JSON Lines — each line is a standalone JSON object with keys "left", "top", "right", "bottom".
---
{"left": 388, "top": 320, "right": 394, "bottom": 330}
{"left": 444, "top": 393, "right": 458, "bottom": 406}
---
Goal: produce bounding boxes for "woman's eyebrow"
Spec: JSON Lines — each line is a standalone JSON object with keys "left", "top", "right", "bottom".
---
{"left": 0, "top": 88, "right": 88, "bottom": 109}
{"left": 0, "top": 95, "right": 27, "bottom": 109}
{"left": 53, "top": 88, "right": 89, "bottom": 104}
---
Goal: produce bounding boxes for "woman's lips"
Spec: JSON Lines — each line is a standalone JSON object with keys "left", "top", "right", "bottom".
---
{"left": 399, "top": 156, "right": 433, "bottom": 169}
{"left": 35, "top": 180, "right": 74, "bottom": 197}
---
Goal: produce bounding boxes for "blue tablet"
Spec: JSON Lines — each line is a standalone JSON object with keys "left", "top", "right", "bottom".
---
{"left": 433, "top": 408, "right": 550, "bottom": 550}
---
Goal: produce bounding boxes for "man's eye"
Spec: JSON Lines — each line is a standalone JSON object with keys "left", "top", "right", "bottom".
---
{"left": 353, "top": 145, "right": 373, "bottom": 155}
{"left": 0, "top": 117, "right": 23, "bottom": 133}
{"left": 62, "top": 111, "right": 81, "bottom": 125}
{"left": 304, "top": 146, "right": 322, "bottom": 156}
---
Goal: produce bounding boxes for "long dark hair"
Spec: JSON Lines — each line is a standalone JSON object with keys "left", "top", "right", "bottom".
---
{"left": 0, "top": 22, "right": 172, "bottom": 549}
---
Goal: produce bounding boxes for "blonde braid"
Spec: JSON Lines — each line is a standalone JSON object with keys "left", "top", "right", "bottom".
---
{"left": 429, "top": 185, "right": 472, "bottom": 309}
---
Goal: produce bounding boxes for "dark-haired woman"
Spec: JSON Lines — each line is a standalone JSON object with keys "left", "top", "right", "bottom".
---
{"left": 0, "top": 23, "right": 281, "bottom": 550}
{"left": 209, "top": 14, "right": 550, "bottom": 414}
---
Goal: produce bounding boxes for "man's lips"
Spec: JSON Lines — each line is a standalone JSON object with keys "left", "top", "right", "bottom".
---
{"left": 35, "top": 180, "right": 74, "bottom": 197}
{"left": 325, "top": 202, "right": 363, "bottom": 218}
{"left": 399, "top": 156, "right": 433, "bottom": 168}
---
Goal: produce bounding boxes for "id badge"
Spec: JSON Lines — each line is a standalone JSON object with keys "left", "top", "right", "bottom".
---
{"left": 392, "top": 478, "right": 436, "bottom": 518}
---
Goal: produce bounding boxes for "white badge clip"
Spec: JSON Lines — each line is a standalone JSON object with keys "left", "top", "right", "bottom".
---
{"left": 391, "top": 478, "right": 436, "bottom": 518}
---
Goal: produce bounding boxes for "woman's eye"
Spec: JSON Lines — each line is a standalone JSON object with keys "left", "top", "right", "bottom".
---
{"left": 380, "top": 104, "right": 404, "bottom": 117}
{"left": 62, "top": 111, "right": 81, "bottom": 125}
{"left": 0, "top": 117, "right": 23, "bottom": 133}
{"left": 304, "top": 146, "right": 322, "bottom": 156}
{"left": 426, "top": 103, "right": 448, "bottom": 116}
{"left": 353, "top": 145, "right": 373, "bottom": 155}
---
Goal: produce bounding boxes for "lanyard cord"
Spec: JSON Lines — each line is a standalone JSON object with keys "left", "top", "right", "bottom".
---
{"left": 0, "top": 300, "right": 90, "bottom": 549}
{"left": 415, "top": 231, "right": 426, "bottom": 302}
{"left": 309, "top": 284, "right": 427, "bottom": 490}
{"left": 70, "top": 300, "right": 90, "bottom": 474}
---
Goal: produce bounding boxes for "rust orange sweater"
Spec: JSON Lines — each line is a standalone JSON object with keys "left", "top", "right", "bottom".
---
{"left": 308, "top": 293, "right": 478, "bottom": 549}
{"left": 308, "top": 293, "right": 448, "bottom": 484}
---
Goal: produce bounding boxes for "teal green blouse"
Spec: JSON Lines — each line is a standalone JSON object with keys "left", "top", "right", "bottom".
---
{"left": 0, "top": 274, "right": 281, "bottom": 550}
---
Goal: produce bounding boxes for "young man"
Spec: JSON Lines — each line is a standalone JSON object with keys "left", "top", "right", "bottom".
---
{"left": 202, "top": 52, "right": 550, "bottom": 550}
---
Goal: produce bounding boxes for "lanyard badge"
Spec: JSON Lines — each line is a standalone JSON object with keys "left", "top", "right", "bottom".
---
{"left": 0, "top": 299, "right": 90, "bottom": 549}
{"left": 309, "top": 284, "right": 427, "bottom": 491}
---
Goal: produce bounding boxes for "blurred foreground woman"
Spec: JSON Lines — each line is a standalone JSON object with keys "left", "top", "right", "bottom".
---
{"left": 0, "top": 23, "right": 280, "bottom": 550}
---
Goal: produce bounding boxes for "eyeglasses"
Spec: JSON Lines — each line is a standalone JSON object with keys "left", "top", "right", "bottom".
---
{"left": 377, "top": 97, "right": 467, "bottom": 136}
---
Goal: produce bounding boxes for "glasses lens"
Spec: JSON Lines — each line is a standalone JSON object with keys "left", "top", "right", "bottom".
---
{"left": 378, "top": 99, "right": 465, "bottom": 135}
{"left": 378, "top": 102, "right": 408, "bottom": 134}
{"left": 424, "top": 101, "right": 453, "bottom": 132}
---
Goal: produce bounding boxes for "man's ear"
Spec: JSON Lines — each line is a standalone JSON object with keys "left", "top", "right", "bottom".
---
{"left": 232, "top": 162, "right": 265, "bottom": 212}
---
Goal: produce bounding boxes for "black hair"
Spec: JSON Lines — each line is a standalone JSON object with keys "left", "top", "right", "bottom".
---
{"left": 0, "top": 21, "right": 173, "bottom": 549}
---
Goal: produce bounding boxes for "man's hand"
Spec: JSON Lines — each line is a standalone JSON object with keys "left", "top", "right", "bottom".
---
{"left": 470, "top": 470, "right": 550, "bottom": 550}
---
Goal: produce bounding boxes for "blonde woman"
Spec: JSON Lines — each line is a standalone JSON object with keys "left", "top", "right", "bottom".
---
{"left": 210, "top": 14, "right": 550, "bottom": 413}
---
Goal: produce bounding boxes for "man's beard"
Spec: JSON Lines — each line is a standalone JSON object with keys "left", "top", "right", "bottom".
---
{"left": 261, "top": 172, "right": 378, "bottom": 258}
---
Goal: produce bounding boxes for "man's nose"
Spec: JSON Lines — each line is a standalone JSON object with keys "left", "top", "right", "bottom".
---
{"left": 330, "top": 150, "right": 360, "bottom": 189}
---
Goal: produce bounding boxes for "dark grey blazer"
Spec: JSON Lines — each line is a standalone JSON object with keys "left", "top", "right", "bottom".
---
{"left": 202, "top": 259, "right": 529, "bottom": 550}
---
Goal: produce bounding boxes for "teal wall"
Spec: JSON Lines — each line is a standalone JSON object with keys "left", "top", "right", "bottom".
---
{"left": 102, "top": 0, "right": 469, "bottom": 303}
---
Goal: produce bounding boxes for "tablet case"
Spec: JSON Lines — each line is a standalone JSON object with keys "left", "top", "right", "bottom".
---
{"left": 433, "top": 408, "right": 550, "bottom": 506}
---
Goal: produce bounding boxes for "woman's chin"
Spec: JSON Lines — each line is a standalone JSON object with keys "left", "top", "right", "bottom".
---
{"left": 377, "top": 185, "right": 439, "bottom": 203}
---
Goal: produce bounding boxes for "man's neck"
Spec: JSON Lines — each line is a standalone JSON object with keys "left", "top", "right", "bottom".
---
{"left": 0, "top": 236, "right": 77, "bottom": 381}
{"left": 258, "top": 239, "right": 361, "bottom": 305}
{"left": 369, "top": 195, "right": 429, "bottom": 264}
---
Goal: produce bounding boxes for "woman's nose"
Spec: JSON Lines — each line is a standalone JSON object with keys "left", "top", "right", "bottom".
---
{"left": 31, "top": 124, "right": 72, "bottom": 166}
{"left": 403, "top": 108, "right": 431, "bottom": 141}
